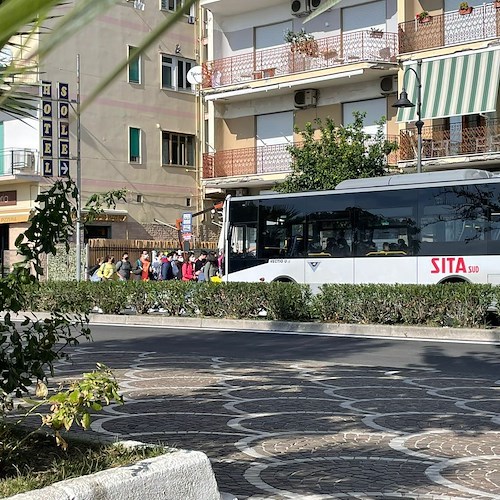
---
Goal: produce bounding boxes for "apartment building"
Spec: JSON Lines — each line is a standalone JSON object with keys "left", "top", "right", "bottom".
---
{"left": 199, "top": 0, "right": 400, "bottom": 199}
{"left": 199, "top": 0, "right": 500, "bottom": 200}
{"left": 397, "top": 0, "right": 500, "bottom": 170}
{"left": 0, "top": 0, "right": 198, "bottom": 272}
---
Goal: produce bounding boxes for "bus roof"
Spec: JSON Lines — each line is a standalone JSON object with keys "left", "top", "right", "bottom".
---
{"left": 230, "top": 169, "right": 499, "bottom": 202}
{"left": 335, "top": 168, "right": 494, "bottom": 190}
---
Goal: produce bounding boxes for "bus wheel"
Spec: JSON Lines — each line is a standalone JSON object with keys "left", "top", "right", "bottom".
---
{"left": 273, "top": 277, "right": 295, "bottom": 283}
{"left": 439, "top": 277, "right": 469, "bottom": 284}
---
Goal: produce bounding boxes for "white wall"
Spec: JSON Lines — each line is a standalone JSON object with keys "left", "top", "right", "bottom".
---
{"left": 3, "top": 118, "right": 39, "bottom": 151}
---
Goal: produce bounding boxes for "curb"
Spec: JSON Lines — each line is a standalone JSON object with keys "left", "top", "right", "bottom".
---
{"left": 90, "top": 314, "right": 500, "bottom": 343}
{"left": 7, "top": 448, "right": 221, "bottom": 500}
{"left": 8, "top": 312, "right": 500, "bottom": 343}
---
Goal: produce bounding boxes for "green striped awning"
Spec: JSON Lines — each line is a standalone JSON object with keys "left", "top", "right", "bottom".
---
{"left": 397, "top": 50, "right": 500, "bottom": 122}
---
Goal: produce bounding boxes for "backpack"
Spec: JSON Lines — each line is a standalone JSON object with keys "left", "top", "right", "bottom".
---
{"left": 133, "top": 258, "right": 142, "bottom": 275}
{"left": 171, "top": 261, "right": 180, "bottom": 278}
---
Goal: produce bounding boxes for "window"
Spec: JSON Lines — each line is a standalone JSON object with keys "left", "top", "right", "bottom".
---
{"left": 162, "top": 131, "right": 194, "bottom": 166}
{"left": 129, "top": 127, "right": 141, "bottom": 163}
{"left": 160, "top": 0, "right": 184, "bottom": 12}
{"left": 127, "top": 45, "right": 141, "bottom": 84}
{"left": 161, "top": 54, "right": 194, "bottom": 91}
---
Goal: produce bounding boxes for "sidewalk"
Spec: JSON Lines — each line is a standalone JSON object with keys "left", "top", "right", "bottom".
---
{"left": 13, "top": 312, "right": 500, "bottom": 343}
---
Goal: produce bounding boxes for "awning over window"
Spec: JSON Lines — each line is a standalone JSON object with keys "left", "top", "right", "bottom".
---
{"left": 397, "top": 50, "right": 500, "bottom": 122}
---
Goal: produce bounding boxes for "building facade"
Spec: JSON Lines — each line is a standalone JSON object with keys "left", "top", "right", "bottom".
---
{"left": 199, "top": 0, "right": 500, "bottom": 199}
{"left": 0, "top": 0, "right": 199, "bottom": 273}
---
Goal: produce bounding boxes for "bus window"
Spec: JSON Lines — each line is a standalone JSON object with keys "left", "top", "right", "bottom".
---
{"left": 307, "top": 215, "right": 352, "bottom": 257}
{"left": 230, "top": 224, "right": 257, "bottom": 258}
{"left": 352, "top": 190, "right": 418, "bottom": 257}
{"left": 419, "top": 186, "right": 487, "bottom": 256}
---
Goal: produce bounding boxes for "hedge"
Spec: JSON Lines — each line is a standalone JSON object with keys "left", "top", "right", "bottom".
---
{"left": 20, "top": 281, "right": 499, "bottom": 328}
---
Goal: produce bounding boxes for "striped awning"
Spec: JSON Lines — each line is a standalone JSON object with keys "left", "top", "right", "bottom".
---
{"left": 397, "top": 50, "right": 500, "bottom": 122}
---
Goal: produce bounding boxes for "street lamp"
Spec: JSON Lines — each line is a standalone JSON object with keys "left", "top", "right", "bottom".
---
{"left": 392, "top": 59, "right": 423, "bottom": 174}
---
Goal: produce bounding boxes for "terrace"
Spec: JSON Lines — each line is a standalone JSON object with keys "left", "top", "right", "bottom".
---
{"left": 202, "top": 30, "right": 398, "bottom": 89}
{"left": 399, "top": 3, "right": 500, "bottom": 54}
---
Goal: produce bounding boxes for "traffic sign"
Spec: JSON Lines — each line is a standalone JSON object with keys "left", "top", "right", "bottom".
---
{"left": 59, "top": 160, "right": 69, "bottom": 176}
{"left": 181, "top": 212, "right": 192, "bottom": 233}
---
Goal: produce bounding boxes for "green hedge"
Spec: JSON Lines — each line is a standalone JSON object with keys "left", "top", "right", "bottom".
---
{"left": 20, "top": 281, "right": 498, "bottom": 328}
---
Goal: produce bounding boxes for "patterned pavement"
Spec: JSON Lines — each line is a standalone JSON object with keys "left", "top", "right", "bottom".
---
{"left": 54, "top": 344, "right": 500, "bottom": 499}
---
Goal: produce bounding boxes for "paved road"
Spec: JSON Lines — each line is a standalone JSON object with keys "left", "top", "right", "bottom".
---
{"left": 55, "top": 325, "right": 500, "bottom": 499}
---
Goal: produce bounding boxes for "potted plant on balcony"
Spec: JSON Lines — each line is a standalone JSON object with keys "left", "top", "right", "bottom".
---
{"left": 416, "top": 10, "right": 432, "bottom": 22}
{"left": 284, "top": 29, "right": 319, "bottom": 57}
{"left": 459, "top": 1, "right": 473, "bottom": 14}
{"left": 369, "top": 27, "right": 384, "bottom": 38}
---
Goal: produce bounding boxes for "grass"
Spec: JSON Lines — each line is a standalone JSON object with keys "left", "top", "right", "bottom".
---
{"left": 0, "top": 424, "right": 167, "bottom": 498}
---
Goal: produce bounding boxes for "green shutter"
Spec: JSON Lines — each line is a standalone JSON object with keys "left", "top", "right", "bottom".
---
{"left": 397, "top": 50, "right": 500, "bottom": 122}
{"left": 129, "top": 127, "right": 140, "bottom": 162}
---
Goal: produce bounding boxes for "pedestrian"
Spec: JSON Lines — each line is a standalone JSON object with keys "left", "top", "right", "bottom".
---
{"left": 100, "top": 255, "right": 119, "bottom": 281}
{"left": 182, "top": 252, "right": 196, "bottom": 281}
{"left": 139, "top": 250, "right": 151, "bottom": 281}
{"left": 160, "top": 252, "right": 175, "bottom": 281}
{"left": 116, "top": 252, "right": 132, "bottom": 280}
{"left": 88, "top": 257, "right": 103, "bottom": 281}
{"left": 194, "top": 250, "right": 208, "bottom": 281}
{"left": 203, "top": 251, "right": 219, "bottom": 282}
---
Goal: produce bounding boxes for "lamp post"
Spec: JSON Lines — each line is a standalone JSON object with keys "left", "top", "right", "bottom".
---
{"left": 392, "top": 59, "right": 423, "bottom": 174}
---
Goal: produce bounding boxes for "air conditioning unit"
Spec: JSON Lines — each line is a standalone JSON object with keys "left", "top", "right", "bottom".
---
{"left": 235, "top": 188, "right": 248, "bottom": 197}
{"left": 291, "top": 0, "right": 310, "bottom": 17}
{"left": 294, "top": 89, "right": 318, "bottom": 108}
{"left": 380, "top": 76, "right": 397, "bottom": 95}
{"left": 310, "top": 0, "right": 322, "bottom": 10}
{"left": 187, "top": 15, "right": 196, "bottom": 24}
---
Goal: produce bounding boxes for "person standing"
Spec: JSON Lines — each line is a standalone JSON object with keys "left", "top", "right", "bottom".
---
{"left": 101, "top": 255, "right": 119, "bottom": 281}
{"left": 139, "top": 250, "right": 151, "bottom": 281}
{"left": 160, "top": 252, "right": 175, "bottom": 281}
{"left": 116, "top": 252, "right": 132, "bottom": 281}
{"left": 182, "top": 252, "right": 196, "bottom": 281}
{"left": 194, "top": 250, "right": 208, "bottom": 281}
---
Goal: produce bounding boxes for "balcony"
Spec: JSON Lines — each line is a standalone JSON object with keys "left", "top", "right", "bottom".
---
{"left": 399, "top": 4, "right": 500, "bottom": 54}
{"left": 0, "top": 148, "right": 39, "bottom": 176}
{"left": 202, "top": 30, "right": 398, "bottom": 89}
{"left": 398, "top": 119, "right": 500, "bottom": 161}
{"left": 202, "top": 136, "right": 401, "bottom": 180}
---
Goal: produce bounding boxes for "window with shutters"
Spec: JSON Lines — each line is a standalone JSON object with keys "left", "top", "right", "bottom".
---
{"left": 129, "top": 127, "right": 141, "bottom": 163}
{"left": 127, "top": 45, "right": 141, "bottom": 84}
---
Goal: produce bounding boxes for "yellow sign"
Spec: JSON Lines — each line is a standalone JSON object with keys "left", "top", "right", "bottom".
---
{"left": 0, "top": 214, "right": 30, "bottom": 224}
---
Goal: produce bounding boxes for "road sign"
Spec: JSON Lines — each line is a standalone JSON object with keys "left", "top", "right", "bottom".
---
{"left": 181, "top": 212, "right": 192, "bottom": 233}
{"left": 182, "top": 232, "right": 192, "bottom": 241}
{"left": 59, "top": 160, "right": 69, "bottom": 176}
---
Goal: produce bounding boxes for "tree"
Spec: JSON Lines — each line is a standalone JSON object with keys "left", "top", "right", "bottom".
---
{"left": 276, "top": 112, "right": 398, "bottom": 193}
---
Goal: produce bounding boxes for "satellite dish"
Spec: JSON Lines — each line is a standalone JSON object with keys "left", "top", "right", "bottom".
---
{"left": 187, "top": 65, "right": 203, "bottom": 85}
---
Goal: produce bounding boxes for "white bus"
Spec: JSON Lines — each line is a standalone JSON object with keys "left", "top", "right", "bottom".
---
{"left": 222, "top": 169, "right": 500, "bottom": 285}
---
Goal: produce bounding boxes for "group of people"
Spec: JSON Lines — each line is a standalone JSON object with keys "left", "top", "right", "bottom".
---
{"left": 88, "top": 249, "right": 223, "bottom": 282}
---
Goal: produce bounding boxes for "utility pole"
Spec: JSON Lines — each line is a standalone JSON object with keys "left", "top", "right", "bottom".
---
{"left": 75, "top": 54, "right": 82, "bottom": 280}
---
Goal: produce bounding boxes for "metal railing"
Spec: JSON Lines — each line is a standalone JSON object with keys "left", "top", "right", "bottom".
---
{"left": 202, "top": 30, "right": 398, "bottom": 89}
{"left": 0, "top": 148, "right": 39, "bottom": 176}
{"left": 399, "top": 4, "right": 500, "bottom": 53}
{"left": 398, "top": 118, "right": 500, "bottom": 160}
{"left": 203, "top": 136, "right": 400, "bottom": 179}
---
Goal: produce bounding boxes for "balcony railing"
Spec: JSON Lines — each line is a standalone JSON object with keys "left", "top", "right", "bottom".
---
{"left": 0, "top": 148, "right": 39, "bottom": 176}
{"left": 398, "top": 119, "right": 500, "bottom": 161}
{"left": 399, "top": 4, "right": 500, "bottom": 53}
{"left": 202, "top": 30, "right": 398, "bottom": 89}
{"left": 203, "top": 136, "right": 400, "bottom": 179}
